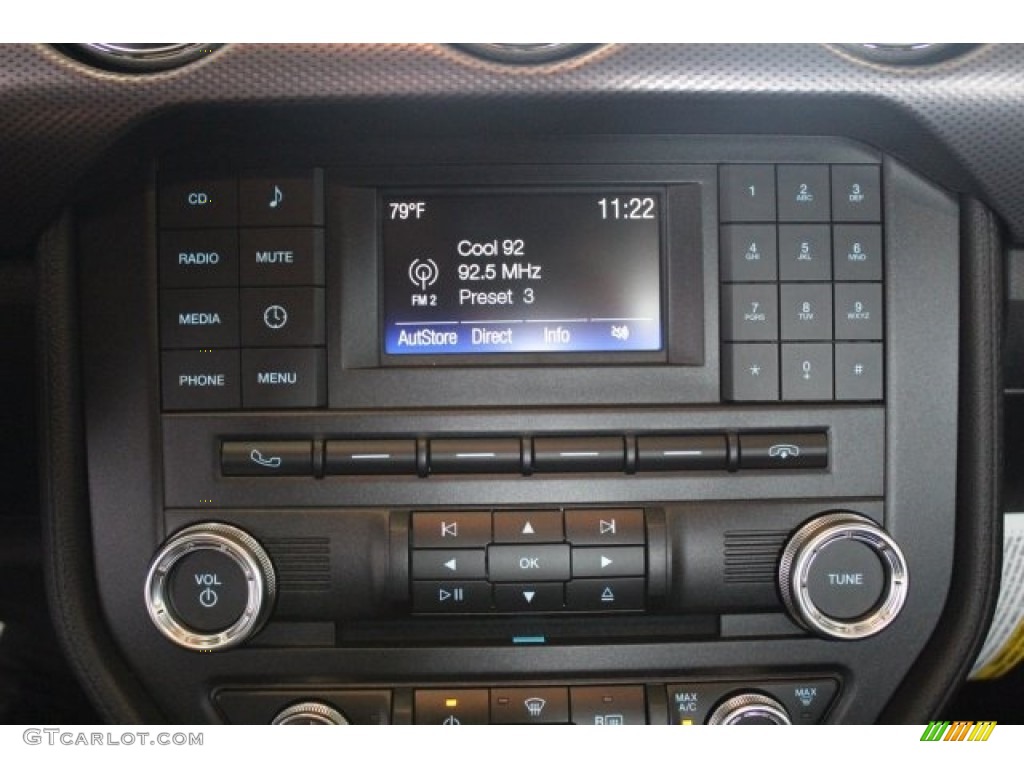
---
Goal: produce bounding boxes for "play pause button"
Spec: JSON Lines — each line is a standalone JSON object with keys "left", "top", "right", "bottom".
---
{"left": 494, "top": 584, "right": 564, "bottom": 612}
{"left": 412, "top": 581, "right": 492, "bottom": 613}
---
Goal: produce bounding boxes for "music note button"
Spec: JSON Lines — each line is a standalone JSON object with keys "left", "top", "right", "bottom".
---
{"left": 239, "top": 169, "right": 324, "bottom": 227}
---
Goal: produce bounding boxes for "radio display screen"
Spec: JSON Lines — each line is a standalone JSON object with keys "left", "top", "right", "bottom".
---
{"left": 380, "top": 190, "right": 664, "bottom": 357}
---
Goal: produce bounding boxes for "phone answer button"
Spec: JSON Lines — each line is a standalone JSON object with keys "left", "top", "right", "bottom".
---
{"left": 221, "top": 440, "right": 314, "bottom": 476}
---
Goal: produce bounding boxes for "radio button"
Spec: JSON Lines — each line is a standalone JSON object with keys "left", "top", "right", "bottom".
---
{"left": 412, "top": 549, "right": 486, "bottom": 580}
{"left": 239, "top": 169, "right": 324, "bottom": 228}
{"left": 719, "top": 165, "right": 776, "bottom": 222}
{"left": 160, "top": 288, "right": 240, "bottom": 349}
{"left": 240, "top": 286, "right": 325, "bottom": 347}
{"left": 411, "top": 581, "right": 492, "bottom": 613}
{"left": 325, "top": 439, "right": 417, "bottom": 475}
{"left": 488, "top": 544, "right": 570, "bottom": 582}
{"left": 532, "top": 437, "right": 625, "bottom": 473}
{"left": 636, "top": 435, "right": 728, "bottom": 471}
{"left": 159, "top": 229, "right": 239, "bottom": 288}
{"left": 778, "top": 225, "right": 831, "bottom": 282}
{"left": 738, "top": 433, "right": 828, "bottom": 470}
{"left": 565, "top": 578, "right": 645, "bottom": 612}
{"left": 429, "top": 438, "right": 522, "bottom": 474}
{"left": 491, "top": 687, "right": 570, "bottom": 724}
{"left": 239, "top": 228, "right": 325, "bottom": 287}
{"left": 414, "top": 689, "right": 489, "bottom": 725}
{"left": 723, "top": 343, "right": 780, "bottom": 402}
{"left": 720, "top": 224, "right": 777, "bottom": 282}
{"left": 493, "top": 583, "right": 564, "bottom": 612}
{"left": 221, "top": 440, "right": 314, "bottom": 476}
{"left": 572, "top": 546, "right": 645, "bottom": 579}
{"left": 412, "top": 512, "right": 491, "bottom": 549}
{"left": 777, "top": 165, "right": 830, "bottom": 222}
{"left": 781, "top": 343, "right": 833, "bottom": 401}
{"left": 161, "top": 349, "right": 240, "bottom": 411}
{"left": 570, "top": 686, "right": 647, "bottom": 725}
{"left": 493, "top": 510, "right": 563, "bottom": 543}
{"left": 241, "top": 347, "right": 325, "bottom": 409}
{"left": 565, "top": 509, "right": 644, "bottom": 546}
{"left": 722, "top": 284, "right": 778, "bottom": 342}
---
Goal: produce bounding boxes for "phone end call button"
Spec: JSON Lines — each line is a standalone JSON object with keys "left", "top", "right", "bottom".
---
{"left": 221, "top": 440, "right": 314, "bottom": 476}
{"left": 738, "top": 432, "right": 828, "bottom": 470}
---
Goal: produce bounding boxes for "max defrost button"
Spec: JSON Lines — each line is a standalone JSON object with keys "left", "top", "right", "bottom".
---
{"left": 221, "top": 440, "right": 313, "bottom": 476}
{"left": 161, "top": 350, "right": 240, "bottom": 411}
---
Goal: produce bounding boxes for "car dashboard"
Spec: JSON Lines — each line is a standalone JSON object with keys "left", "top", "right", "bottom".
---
{"left": 0, "top": 43, "right": 1013, "bottom": 725}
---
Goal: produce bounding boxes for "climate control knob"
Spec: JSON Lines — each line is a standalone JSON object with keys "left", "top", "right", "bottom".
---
{"left": 707, "top": 693, "right": 792, "bottom": 725}
{"left": 145, "top": 523, "right": 276, "bottom": 651}
{"left": 779, "top": 512, "right": 908, "bottom": 640}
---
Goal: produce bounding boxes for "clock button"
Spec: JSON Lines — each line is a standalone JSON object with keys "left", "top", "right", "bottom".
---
{"left": 241, "top": 287, "right": 325, "bottom": 347}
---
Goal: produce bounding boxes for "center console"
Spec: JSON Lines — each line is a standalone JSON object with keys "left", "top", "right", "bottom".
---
{"left": 75, "top": 134, "right": 959, "bottom": 724}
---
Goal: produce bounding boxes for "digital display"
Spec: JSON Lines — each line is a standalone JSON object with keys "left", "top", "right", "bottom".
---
{"left": 381, "top": 191, "right": 663, "bottom": 356}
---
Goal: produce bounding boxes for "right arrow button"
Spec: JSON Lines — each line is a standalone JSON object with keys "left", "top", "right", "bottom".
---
{"left": 571, "top": 546, "right": 646, "bottom": 578}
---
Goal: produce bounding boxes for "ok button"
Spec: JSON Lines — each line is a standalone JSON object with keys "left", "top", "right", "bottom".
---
{"left": 488, "top": 544, "right": 570, "bottom": 582}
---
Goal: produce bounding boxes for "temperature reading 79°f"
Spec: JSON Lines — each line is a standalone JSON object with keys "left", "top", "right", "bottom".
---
{"left": 389, "top": 201, "right": 427, "bottom": 220}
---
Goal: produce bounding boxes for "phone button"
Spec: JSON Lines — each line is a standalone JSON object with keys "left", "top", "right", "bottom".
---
{"left": 221, "top": 440, "right": 314, "bottom": 476}
{"left": 738, "top": 432, "right": 828, "bottom": 470}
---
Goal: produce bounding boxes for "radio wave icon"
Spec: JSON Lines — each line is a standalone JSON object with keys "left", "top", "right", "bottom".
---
{"left": 409, "top": 258, "right": 440, "bottom": 290}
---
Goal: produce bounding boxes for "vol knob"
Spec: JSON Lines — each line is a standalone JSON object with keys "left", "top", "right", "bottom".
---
{"left": 145, "top": 523, "right": 276, "bottom": 651}
{"left": 272, "top": 702, "right": 350, "bottom": 725}
{"left": 779, "top": 512, "right": 908, "bottom": 640}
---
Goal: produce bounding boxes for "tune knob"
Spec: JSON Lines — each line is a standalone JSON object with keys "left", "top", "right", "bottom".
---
{"left": 707, "top": 693, "right": 792, "bottom": 725}
{"left": 779, "top": 512, "right": 908, "bottom": 640}
{"left": 145, "top": 523, "right": 276, "bottom": 651}
{"left": 272, "top": 702, "right": 350, "bottom": 725}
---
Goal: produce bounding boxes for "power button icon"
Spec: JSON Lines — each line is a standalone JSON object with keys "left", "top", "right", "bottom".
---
{"left": 166, "top": 551, "right": 250, "bottom": 634}
{"left": 199, "top": 586, "right": 219, "bottom": 608}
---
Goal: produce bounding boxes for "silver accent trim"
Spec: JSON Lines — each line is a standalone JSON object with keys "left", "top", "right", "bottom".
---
{"left": 707, "top": 693, "right": 792, "bottom": 725}
{"left": 272, "top": 702, "right": 349, "bottom": 725}
{"left": 778, "top": 512, "right": 909, "bottom": 640}
{"left": 454, "top": 44, "right": 597, "bottom": 65}
{"left": 65, "top": 44, "right": 217, "bottom": 72}
{"left": 144, "top": 523, "right": 276, "bottom": 652}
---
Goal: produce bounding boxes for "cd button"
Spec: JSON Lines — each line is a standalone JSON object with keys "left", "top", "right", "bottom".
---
{"left": 565, "top": 509, "right": 645, "bottom": 546}
{"left": 159, "top": 175, "right": 237, "bottom": 229}
{"left": 412, "top": 512, "right": 491, "bottom": 549}
{"left": 488, "top": 544, "right": 570, "bottom": 582}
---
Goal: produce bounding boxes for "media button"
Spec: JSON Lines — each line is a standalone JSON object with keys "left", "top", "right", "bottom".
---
{"left": 160, "top": 288, "right": 240, "bottom": 349}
